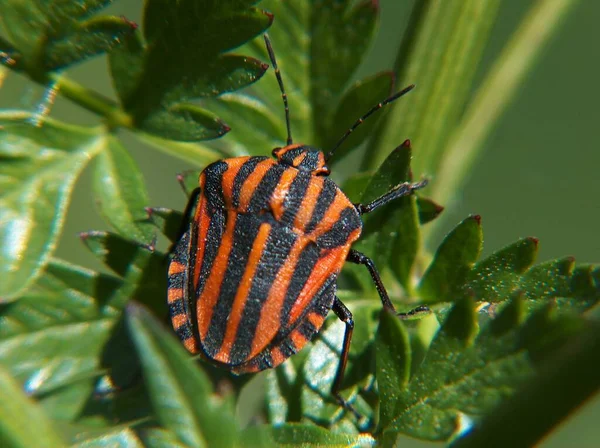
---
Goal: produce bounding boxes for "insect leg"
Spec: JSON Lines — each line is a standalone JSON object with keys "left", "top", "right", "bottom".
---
{"left": 355, "top": 179, "right": 428, "bottom": 215}
{"left": 347, "top": 249, "right": 396, "bottom": 313}
{"left": 331, "top": 297, "right": 360, "bottom": 419}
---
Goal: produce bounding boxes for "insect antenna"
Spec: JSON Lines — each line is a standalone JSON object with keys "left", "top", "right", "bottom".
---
{"left": 325, "top": 84, "right": 415, "bottom": 162}
{"left": 264, "top": 34, "right": 293, "bottom": 145}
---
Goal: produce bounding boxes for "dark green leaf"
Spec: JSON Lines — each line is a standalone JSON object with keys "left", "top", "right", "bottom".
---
{"left": 0, "top": 0, "right": 134, "bottom": 73}
{"left": 417, "top": 215, "right": 483, "bottom": 303}
{"left": 0, "top": 112, "right": 103, "bottom": 300}
{"left": 243, "top": 423, "right": 376, "bottom": 447}
{"left": 0, "top": 365, "right": 66, "bottom": 448}
{"left": 126, "top": 303, "right": 239, "bottom": 448}
{"left": 325, "top": 72, "right": 394, "bottom": 159}
{"left": 109, "top": 1, "right": 272, "bottom": 142}
{"left": 381, "top": 298, "right": 533, "bottom": 441}
{"left": 0, "top": 259, "right": 124, "bottom": 395}
{"left": 375, "top": 310, "right": 411, "bottom": 429}
{"left": 93, "top": 135, "right": 154, "bottom": 244}
{"left": 417, "top": 197, "right": 444, "bottom": 224}
{"left": 44, "top": 16, "right": 137, "bottom": 71}
{"left": 452, "top": 321, "right": 600, "bottom": 448}
{"left": 310, "top": 0, "right": 379, "bottom": 141}
{"left": 138, "top": 105, "right": 231, "bottom": 142}
{"left": 462, "top": 237, "right": 538, "bottom": 302}
{"left": 146, "top": 208, "right": 184, "bottom": 244}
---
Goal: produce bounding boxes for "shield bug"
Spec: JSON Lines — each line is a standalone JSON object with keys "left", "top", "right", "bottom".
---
{"left": 167, "top": 34, "right": 427, "bottom": 413}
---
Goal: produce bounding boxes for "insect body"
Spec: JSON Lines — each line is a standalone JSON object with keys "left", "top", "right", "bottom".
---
{"left": 168, "top": 35, "right": 426, "bottom": 411}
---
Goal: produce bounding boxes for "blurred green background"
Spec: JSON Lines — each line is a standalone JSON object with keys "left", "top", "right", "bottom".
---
{"left": 2, "top": 0, "right": 598, "bottom": 446}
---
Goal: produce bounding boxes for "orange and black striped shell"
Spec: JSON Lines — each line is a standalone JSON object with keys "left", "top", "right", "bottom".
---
{"left": 168, "top": 144, "right": 362, "bottom": 373}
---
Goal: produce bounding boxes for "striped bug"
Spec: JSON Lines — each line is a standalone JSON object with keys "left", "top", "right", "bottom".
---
{"left": 167, "top": 35, "right": 427, "bottom": 414}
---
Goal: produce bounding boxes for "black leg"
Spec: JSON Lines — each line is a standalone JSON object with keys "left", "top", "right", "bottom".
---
{"left": 347, "top": 249, "right": 396, "bottom": 313}
{"left": 355, "top": 179, "right": 428, "bottom": 215}
{"left": 331, "top": 297, "right": 360, "bottom": 419}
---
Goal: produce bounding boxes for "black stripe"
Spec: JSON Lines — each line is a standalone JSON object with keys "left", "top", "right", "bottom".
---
{"left": 279, "top": 170, "right": 312, "bottom": 226}
{"left": 168, "top": 271, "right": 185, "bottom": 289}
{"left": 298, "top": 319, "right": 317, "bottom": 339}
{"left": 246, "top": 164, "right": 285, "bottom": 212}
{"left": 316, "top": 207, "right": 362, "bottom": 248}
{"left": 203, "top": 161, "right": 228, "bottom": 212}
{"left": 279, "top": 339, "right": 297, "bottom": 358}
{"left": 175, "top": 322, "right": 194, "bottom": 342}
{"left": 204, "top": 213, "right": 264, "bottom": 357}
{"left": 280, "top": 243, "right": 321, "bottom": 327}
{"left": 253, "top": 351, "right": 274, "bottom": 370}
{"left": 230, "top": 221, "right": 298, "bottom": 364}
{"left": 305, "top": 179, "right": 338, "bottom": 233}
{"left": 168, "top": 298, "right": 186, "bottom": 317}
{"left": 312, "top": 274, "right": 337, "bottom": 317}
{"left": 232, "top": 157, "right": 268, "bottom": 207}
{"left": 195, "top": 204, "right": 226, "bottom": 299}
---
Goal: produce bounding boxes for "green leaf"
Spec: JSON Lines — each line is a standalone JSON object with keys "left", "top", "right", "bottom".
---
{"left": 375, "top": 310, "right": 411, "bottom": 429}
{"left": 452, "top": 321, "right": 600, "bottom": 448}
{"left": 232, "top": 0, "right": 383, "bottom": 156}
{"left": 93, "top": 135, "right": 154, "bottom": 244}
{"left": 243, "top": 423, "right": 376, "bottom": 447}
{"left": 348, "top": 141, "right": 420, "bottom": 292}
{"left": 417, "top": 215, "right": 483, "bottom": 303}
{"left": 126, "top": 303, "right": 239, "bottom": 448}
{"left": 0, "top": 365, "right": 66, "bottom": 448}
{"left": 365, "top": 0, "right": 501, "bottom": 175}
{"left": 79, "top": 231, "right": 166, "bottom": 316}
{"left": 0, "top": 259, "right": 124, "bottom": 395}
{"left": 70, "top": 428, "right": 145, "bottom": 448}
{"left": 146, "top": 208, "right": 184, "bottom": 244}
{"left": 301, "top": 303, "right": 379, "bottom": 430}
{"left": 0, "top": 112, "right": 103, "bottom": 300}
{"left": 416, "top": 197, "right": 444, "bottom": 224}
{"left": 324, "top": 72, "right": 394, "bottom": 159}
{"left": 0, "top": 0, "right": 135, "bottom": 74}
{"left": 44, "top": 16, "right": 137, "bottom": 71}
{"left": 109, "top": 1, "right": 271, "bottom": 142}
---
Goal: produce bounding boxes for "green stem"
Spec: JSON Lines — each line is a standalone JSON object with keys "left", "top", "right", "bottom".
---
{"left": 50, "top": 73, "right": 132, "bottom": 128}
{"left": 430, "top": 0, "right": 581, "bottom": 209}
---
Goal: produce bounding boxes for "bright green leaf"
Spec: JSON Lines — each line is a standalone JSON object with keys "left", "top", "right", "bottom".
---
{"left": 93, "top": 135, "right": 154, "bottom": 244}
{"left": 0, "top": 112, "right": 103, "bottom": 300}
{"left": 243, "top": 423, "right": 376, "bottom": 447}
{"left": 147, "top": 208, "right": 184, "bottom": 244}
{"left": 0, "top": 259, "right": 123, "bottom": 395}
{"left": 0, "top": 365, "right": 66, "bottom": 448}
{"left": 126, "top": 303, "right": 239, "bottom": 448}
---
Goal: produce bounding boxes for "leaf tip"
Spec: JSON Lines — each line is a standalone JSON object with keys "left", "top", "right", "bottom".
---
{"left": 471, "top": 214, "right": 482, "bottom": 225}
{"left": 120, "top": 15, "right": 139, "bottom": 31}
{"left": 401, "top": 138, "right": 411, "bottom": 149}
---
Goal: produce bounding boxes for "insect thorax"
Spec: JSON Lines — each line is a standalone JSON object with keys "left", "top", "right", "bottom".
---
{"left": 272, "top": 144, "right": 330, "bottom": 175}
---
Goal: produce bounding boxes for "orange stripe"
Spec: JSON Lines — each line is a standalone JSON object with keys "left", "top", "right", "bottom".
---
{"left": 270, "top": 347, "right": 286, "bottom": 367}
{"left": 213, "top": 222, "right": 272, "bottom": 363}
{"left": 288, "top": 246, "right": 349, "bottom": 325}
{"left": 238, "top": 159, "right": 274, "bottom": 211}
{"left": 221, "top": 157, "right": 250, "bottom": 207}
{"left": 307, "top": 311, "right": 325, "bottom": 329}
{"left": 168, "top": 287, "right": 184, "bottom": 303}
{"left": 248, "top": 237, "right": 310, "bottom": 360}
{"left": 183, "top": 337, "right": 198, "bottom": 353}
{"left": 171, "top": 313, "right": 188, "bottom": 329}
{"left": 270, "top": 167, "right": 299, "bottom": 221}
{"left": 294, "top": 176, "right": 324, "bottom": 232}
{"left": 308, "top": 191, "right": 346, "bottom": 238}
{"left": 292, "top": 152, "right": 306, "bottom": 166}
{"left": 289, "top": 329, "right": 307, "bottom": 352}
{"left": 168, "top": 261, "right": 185, "bottom": 275}
{"left": 197, "top": 209, "right": 237, "bottom": 339}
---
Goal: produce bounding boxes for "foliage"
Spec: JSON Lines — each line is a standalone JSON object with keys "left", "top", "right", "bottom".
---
{"left": 0, "top": 0, "right": 596, "bottom": 447}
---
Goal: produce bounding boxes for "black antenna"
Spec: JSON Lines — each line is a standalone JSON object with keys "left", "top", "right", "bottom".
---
{"left": 264, "top": 34, "right": 293, "bottom": 146}
{"left": 325, "top": 84, "right": 415, "bottom": 162}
